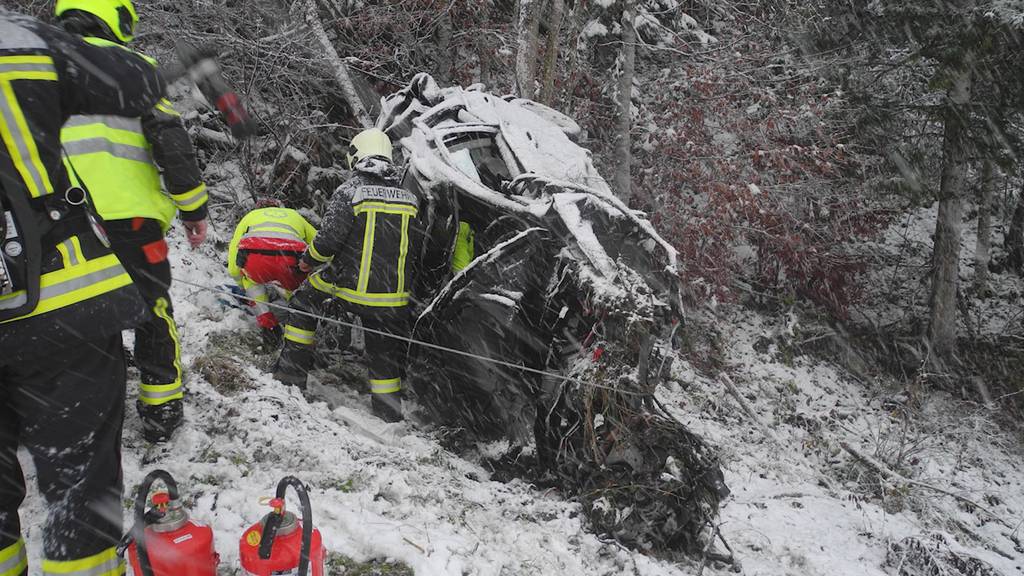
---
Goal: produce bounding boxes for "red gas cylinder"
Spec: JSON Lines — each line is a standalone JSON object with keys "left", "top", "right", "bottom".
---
{"left": 125, "top": 471, "right": 219, "bottom": 576}
{"left": 239, "top": 478, "right": 325, "bottom": 576}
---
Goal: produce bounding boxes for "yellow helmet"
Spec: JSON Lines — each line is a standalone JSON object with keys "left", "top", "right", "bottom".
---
{"left": 55, "top": 0, "right": 139, "bottom": 44}
{"left": 346, "top": 129, "right": 393, "bottom": 169}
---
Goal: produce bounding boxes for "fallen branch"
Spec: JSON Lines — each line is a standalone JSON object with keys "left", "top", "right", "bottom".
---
{"left": 721, "top": 373, "right": 777, "bottom": 441}
{"left": 840, "top": 441, "right": 1014, "bottom": 529}
{"left": 304, "top": 0, "right": 373, "bottom": 128}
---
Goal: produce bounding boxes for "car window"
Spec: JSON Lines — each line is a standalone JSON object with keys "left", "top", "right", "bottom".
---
{"left": 443, "top": 134, "right": 513, "bottom": 192}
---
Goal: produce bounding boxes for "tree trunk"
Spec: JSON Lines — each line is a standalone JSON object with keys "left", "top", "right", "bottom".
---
{"left": 539, "top": 0, "right": 565, "bottom": 106}
{"left": 927, "top": 59, "right": 973, "bottom": 366}
{"left": 435, "top": 9, "right": 454, "bottom": 85}
{"left": 477, "top": 4, "right": 493, "bottom": 88}
{"left": 1006, "top": 178, "right": 1024, "bottom": 274}
{"left": 562, "top": 0, "right": 589, "bottom": 117}
{"left": 973, "top": 160, "right": 993, "bottom": 295}
{"left": 613, "top": 0, "right": 637, "bottom": 203}
{"left": 516, "top": 0, "right": 542, "bottom": 98}
{"left": 305, "top": 0, "right": 373, "bottom": 128}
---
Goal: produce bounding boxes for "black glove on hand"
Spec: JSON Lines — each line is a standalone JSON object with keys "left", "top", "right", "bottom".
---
{"left": 262, "top": 324, "right": 284, "bottom": 348}
{"left": 137, "top": 399, "right": 183, "bottom": 443}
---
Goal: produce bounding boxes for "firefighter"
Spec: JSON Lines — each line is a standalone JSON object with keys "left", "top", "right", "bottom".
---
{"left": 275, "top": 129, "right": 424, "bottom": 422}
{"left": 227, "top": 201, "right": 317, "bottom": 346}
{"left": 54, "top": 0, "right": 210, "bottom": 443}
{"left": 0, "top": 8, "right": 169, "bottom": 575}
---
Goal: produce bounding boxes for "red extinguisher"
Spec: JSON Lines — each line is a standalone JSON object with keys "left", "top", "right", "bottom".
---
{"left": 239, "top": 476, "right": 325, "bottom": 576}
{"left": 121, "top": 470, "right": 219, "bottom": 576}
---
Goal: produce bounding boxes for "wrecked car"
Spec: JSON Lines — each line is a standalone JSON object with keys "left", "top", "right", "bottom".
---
{"left": 377, "top": 74, "right": 730, "bottom": 557}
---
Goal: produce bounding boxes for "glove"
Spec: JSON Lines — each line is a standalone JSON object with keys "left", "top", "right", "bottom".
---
{"left": 137, "top": 399, "right": 183, "bottom": 443}
{"left": 261, "top": 324, "right": 283, "bottom": 348}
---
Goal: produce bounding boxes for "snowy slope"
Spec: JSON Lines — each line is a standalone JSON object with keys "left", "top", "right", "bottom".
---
{"left": 16, "top": 209, "right": 1024, "bottom": 576}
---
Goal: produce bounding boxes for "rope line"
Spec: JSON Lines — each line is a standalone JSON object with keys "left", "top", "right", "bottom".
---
{"left": 175, "top": 277, "right": 648, "bottom": 395}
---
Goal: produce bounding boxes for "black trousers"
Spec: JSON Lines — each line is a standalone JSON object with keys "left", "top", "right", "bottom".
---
{"left": 106, "top": 219, "right": 182, "bottom": 406}
{"left": 280, "top": 286, "right": 408, "bottom": 393}
{"left": 0, "top": 335, "right": 126, "bottom": 569}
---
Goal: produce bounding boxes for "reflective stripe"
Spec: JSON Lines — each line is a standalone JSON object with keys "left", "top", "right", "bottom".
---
{"left": 0, "top": 539, "right": 28, "bottom": 576}
{"left": 154, "top": 98, "right": 179, "bottom": 116}
{"left": 0, "top": 68, "right": 55, "bottom": 197}
{"left": 42, "top": 546, "right": 123, "bottom": 576}
{"left": 370, "top": 378, "right": 401, "bottom": 394}
{"left": 307, "top": 240, "right": 332, "bottom": 263}
{"left": 308, "top": 273, "right": 409, "bottom": 308}
{"left": 241, "top": 231, "right": 303, "bottom": 243}
{"left": 0, "top": 254, "right": 132, "bottom": 320}
{"left": 139, "top": 382, "right": 183, "bottom": 402}
{"left": 357, "top": 212, "right": 377, "bottom": 293}
{"left": 284, "top": 325, "right": 315, "bottom": 345}
{"left": 0, "top": 62, "right": 55, "bottom": 74}
{"left": 354, "top": 201, "right": 418, "bottom": 217}
{"left": 139, "top": 297, "right": 183, "bottom": 405}
{"left": 63, "top": 137, "right": 151, "bottom": 164}
{"left": 56, "top": 236, "right": 83, "bottom": 268}
{"left": 397, "top": 214, "right": 410, "bottom": 294}
{"left": 63, "top": 115, "right": 142, "bottom": 133}
{"left": 170, "top": 183, "right": 208, "bottom": 211}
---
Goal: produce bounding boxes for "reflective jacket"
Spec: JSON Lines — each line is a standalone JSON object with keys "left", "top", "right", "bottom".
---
{"left": 301, "top": 158, "right": 425, "bottom": 308}
{"left": 228, "top": 207, "right": 316, "bottom": 325}
{"left": 0, "top": 11, "right": 164, "bottom": 360}
{"left": 62, "top": 37, "right": 207, "bottom": 231}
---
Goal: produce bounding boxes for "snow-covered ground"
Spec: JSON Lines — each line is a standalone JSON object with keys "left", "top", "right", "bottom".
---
{"left": 16, "top": 206, "right": 1024, "bottom": 575}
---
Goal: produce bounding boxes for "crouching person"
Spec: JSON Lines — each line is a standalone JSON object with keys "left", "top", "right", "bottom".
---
{"left": 274, "top": 129, "right": 424, "bottom": 422}
{"left": 227, "top": 200, "right": 317, "bottom": 347}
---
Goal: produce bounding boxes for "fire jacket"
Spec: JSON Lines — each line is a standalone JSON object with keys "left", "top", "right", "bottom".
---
{"left": 0, "top": 11, "right": 165, "bottom": 360}
{"left": 301, "top": 158, "right": 425, "bottom": 308}
{"left": 228, "top": 206, "right": 317, "bottom": 326}
{"left": 62, "top": 37, "right": 207, "bottom": 230}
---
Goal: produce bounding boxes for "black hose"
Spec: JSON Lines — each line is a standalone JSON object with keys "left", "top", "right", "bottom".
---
{"left": 256, "top": 477, "right": 314, "bottom": 576}
{"left": 134, "top": 470, "right": 180, "bottom": 576}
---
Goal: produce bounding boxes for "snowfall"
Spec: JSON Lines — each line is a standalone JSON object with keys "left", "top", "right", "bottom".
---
{"left": 14, "top": 191, "right": 1024, "bottom": 575}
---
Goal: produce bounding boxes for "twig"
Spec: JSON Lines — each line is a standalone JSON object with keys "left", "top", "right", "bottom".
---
{"left": 696, "top": 523, "right": 720, "bottom": 576}
{"left": 721, "top": 373, "right": 776, "bottom": 441}
{"left": 403, "top": 537, "right": 427, "bottom": 554}
{"left": 840, "top": 441, "right": 1015, "bottom": 529}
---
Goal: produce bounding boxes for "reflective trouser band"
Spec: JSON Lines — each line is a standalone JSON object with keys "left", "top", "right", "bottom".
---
{"left": 139, "top": 298, "right": 183, "bottom": 406}
{"left": 0, "top": 539, "right": 27, "bottom": 576}
{"left": 0, "top": 57, "right": 58, "bottom": 198}
{"left": 308, "top": 274, "right": 409, "bottom": 308}
{"left": 241, "top": 230, "right": 303, "bottom": 243}
{"left": 42, "top": 546, "right": 123, "bottom": 576}
{"left": 0, "top": 254, "right": 132, "bottom": 322}
{"left": 307, "top": 240, "right": 332, "bottom": 264}
{"left": 170, "top": 183, "right": 208, "bottom": 212}
{"left": 370, "top": 378, "right": 401, "bottom": 394}
{"left": 154, "top": 98, "right": 178, "bottom": 117}
{"left": 284, "top": 325, "right": 315, "bottom": 346}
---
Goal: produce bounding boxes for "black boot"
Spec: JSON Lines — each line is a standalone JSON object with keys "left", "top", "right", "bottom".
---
{"left": 371, "top": 393, "right": 403, "bottom": 422}
{"left": 137, "top": 398, "right": 183, "bottom": 443}
{"left": 274, "top": 343, "right": 313, "bottom": 390}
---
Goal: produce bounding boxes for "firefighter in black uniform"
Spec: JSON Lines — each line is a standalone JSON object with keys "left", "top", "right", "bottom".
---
{"left": 275, "top": 129, "right": 424, "bottom": 422}
{"left": 0, "top": 9, "right": 167, "bottom": 575}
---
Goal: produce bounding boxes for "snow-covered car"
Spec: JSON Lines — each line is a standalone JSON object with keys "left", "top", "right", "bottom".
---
{"left": 378, "top": 74, "right": 729, "bottom": 557}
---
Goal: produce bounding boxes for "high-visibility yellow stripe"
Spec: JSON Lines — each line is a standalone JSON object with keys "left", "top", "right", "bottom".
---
{"left": 139, "top": 297, "right": 183, "bottom": 406}
{"left": 308, "top": 273, "right": 409, "bottom": 308}
{"left": 0, "top": 55, "right": 54, "bottom": 65}
{"left": 42, "top": 546, "right": 123, "bottom": 575}
{"left": 154, "top": 98, "right": 179, "bottom": 116}
{"left": 171, "top": 183, "right": 208, "bottom": 211}
{"left": 0, "top": 78, "right": 54, "bottom": 197}
{"left": 55, "top": 236, "right": 85, "bottom": 268}
{"left": 61, "top": 125, "right": 149, "bottom": 149}
{"left": 307, "top": 239, "right": 332, "bottom": 263}
{"left": 397, "top": 214, "right": 410, "bottom": 294}
{"left": 284, "top": 325, "right": 315, "bottom": 345}
{"left": 369, "top": 378, "right": 401, "bottom": 394}
{"left": 0, "top": 539, "right": 27, "bottom": 576}
{"left": 354, "top": 201, "right": 418, "bottom": 217}
{"left": 0, "top": 254, "right": 133, "bottom": 322}
{"left": 357, "top": 212, "right": 377, "bottom": 293}
{"left": 0, "top": 71, "right": 58, "bottom": 81}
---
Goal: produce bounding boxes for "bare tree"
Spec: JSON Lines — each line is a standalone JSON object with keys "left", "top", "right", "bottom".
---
{"left": 516, "top": 0, "right": 543, "bottom": 98}
{"left": 928, "top": 56, "right": 974, "bottom": 364}
{"left": 613, "top": 0, "right": 637, "bottom": 203}
{"left": 305, "top": 0, "right": 373, "bottom": 128}
{"left": 973, "top": 160, "right": 994, "bottom": 295}
{"left": 539, "top": 0, "right": 565, "bottom": 106}
{"left": 1007, "top": 177, "right": 1024, "bottom": 274}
